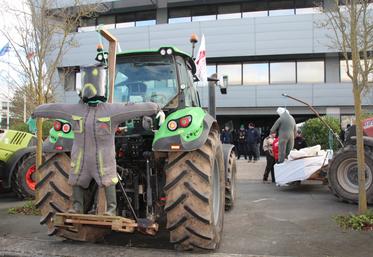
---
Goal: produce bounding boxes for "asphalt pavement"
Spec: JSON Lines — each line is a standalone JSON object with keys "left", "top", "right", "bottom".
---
{"left": 0, "top": 158, "right": 372, "bottom": 257}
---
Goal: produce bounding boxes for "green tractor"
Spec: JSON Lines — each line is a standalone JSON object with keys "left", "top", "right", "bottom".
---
{"left": 0, "top": 129, "right": 37, "bottom": 199}
{"left": 34, "top": 39, "right": 237, "bottom": 250}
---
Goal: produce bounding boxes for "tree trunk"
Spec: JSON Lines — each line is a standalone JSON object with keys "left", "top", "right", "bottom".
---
{"left": 349, "top": 1, "right": 367, "bottom": 214}
{"left": 353, "top": 87, "right": 368, "bottom": 213}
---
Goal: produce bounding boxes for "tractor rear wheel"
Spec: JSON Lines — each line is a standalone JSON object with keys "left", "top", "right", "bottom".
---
{"left": 164, "top": 130, "right": 225, "bottom": 250}
{"left": 36, "top": 153, "right": 107, "bottom": 241}
{"left": 328, "top": 145, "right": 373, "bottom": 204}
{"left": 36, "top": 153, "right": 72, "bottom": 236}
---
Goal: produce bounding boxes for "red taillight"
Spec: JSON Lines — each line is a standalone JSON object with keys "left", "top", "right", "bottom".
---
{"left": 62, "top": 124, "right": 71, "bottom": 133}
{"left": 54, "top": 121, "right": 62, "bottom": 131}
{"left": 179, "top": 116, "right": 192, "bottom": 128}
{"left": 55, "top": 146, "right": 63, "bottom": 151}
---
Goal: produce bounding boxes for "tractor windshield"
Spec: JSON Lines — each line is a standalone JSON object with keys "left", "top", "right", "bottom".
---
{"left": 114, "top": 54, "right": 178, "bottom": 108}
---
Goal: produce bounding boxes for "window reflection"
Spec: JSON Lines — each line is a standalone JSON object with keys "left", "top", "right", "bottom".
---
{"left": 168, "top": 17, "right": 191, "bottom": 24}
{"left": 297, "top": 61, "right": 324, "bottom": 83}
{"left": 340, "top": 60, "right": 373, "bottom": 82}
{"left": 242, "top": 11, "right": 268, "bottom": 18}
{"left": 135, "top": 20, "right": 156, "bottom": 27}
{"left": 269, "top": 9, "right": 294, "bottom": 16}
{"left": 243, "top": 63, "right": 269, "bottom": 85}
{"left": 217, "top": 4, "right": 241, "bottom": 20}
{"left": 207, "top": 65, "right": 217, "bottom": 77}
{"left": 270, "top": 62, "right": 296, "bottom": 84}
{"left": 218, "top": 64, "right": 242, "bottom": 85}
{"left": 192, "top": 15, "right": 217, "bottom": 22}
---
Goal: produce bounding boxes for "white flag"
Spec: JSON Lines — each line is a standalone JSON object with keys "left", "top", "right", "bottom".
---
{"left": 195, "top": 34, "right": 207, "bottom": 86}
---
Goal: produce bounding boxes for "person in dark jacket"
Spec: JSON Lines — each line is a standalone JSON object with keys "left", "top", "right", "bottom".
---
{"left": 221, "top": 126, "right": 233, "bottom": 144}
{"left": 246, "top": 123, "right": 260, "bottom": 162}
{"left": 237, "top": 125, "right": 247, "bottom": 159}
{"left": 294, "top": 130, "right": 307, "bottom": 150}
{"left": 262, "top": 132, "right": 276, "bottom": 183}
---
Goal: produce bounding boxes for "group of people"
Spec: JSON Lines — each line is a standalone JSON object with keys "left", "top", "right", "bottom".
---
{"left": 220, "top": 122, "right": 261, "bottom": 162}
{"left": 221, "top": 107, "right": 308, "bottom": 184}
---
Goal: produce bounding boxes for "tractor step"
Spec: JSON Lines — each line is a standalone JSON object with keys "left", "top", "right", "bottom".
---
{"left": 53, "top": 213, "right": 159, "bottom": 235}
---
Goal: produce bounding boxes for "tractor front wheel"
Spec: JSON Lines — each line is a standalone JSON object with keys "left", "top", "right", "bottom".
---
{"left": 164, "top": 130, "right": 225, "bottom": 250}
{"left": 12, "top": 154, "right": 36, "bottom": 199}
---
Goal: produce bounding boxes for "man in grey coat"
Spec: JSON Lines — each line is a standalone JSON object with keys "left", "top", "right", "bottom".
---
{"left": 270, "top": 107, "right": 296, "bottom": 163}
{"left": 33, "top": 65, "right": 161, "bottom": 215}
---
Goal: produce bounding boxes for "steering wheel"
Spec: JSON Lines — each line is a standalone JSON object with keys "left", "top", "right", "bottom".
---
{"left": 150, "top": 93, "right": 168, "bottom": 104}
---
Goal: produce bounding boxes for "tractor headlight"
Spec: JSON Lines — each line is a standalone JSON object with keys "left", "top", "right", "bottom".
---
{"left": 166, "top": 48, "right": 173, "bottom": 55}
{"left": 167, "top": 120, "right": 178, "bottom": 131}
{"left": 160, "top": 49, "right": 166, "bottom": 55}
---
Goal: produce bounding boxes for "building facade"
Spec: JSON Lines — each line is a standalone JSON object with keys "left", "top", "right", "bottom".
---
{"left": 54, "top": 0, "right": 373, "bottom": 132}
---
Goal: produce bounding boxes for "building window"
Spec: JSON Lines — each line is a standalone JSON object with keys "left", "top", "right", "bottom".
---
{"left": 270, "top": 62, "right": 296, "bottom": 84}
{"left": 295, "top": 0, "right": 320, "bottom": 14}
{"left": 297, "top": 60, "right": 325, "bottom": 83}
{"left": 242, "top": 1, "right": 268, "bottom": 17}
{"left": 168, "top": 8, "right": 191, "bottom": 24}
{"left": 191, "top": 5, "right": 217, "bottom": 22}
{"left": 217, "top": 4, "right": 241, "bottom": 20}
{"left": 60, "top": 67, "right": 80, "bottom": 91}
{"left": 97, "top": 15, "right": 115, "bottom": 29}
{"left": 243, "top": 63, "right": 269, "bottom": 85}
{"left": 116, "top": 13, "right": 136, "bottom": 28}
{"left": 340, "top": 59, "right": 373, "bottom": 82}
{"left": 135, "top": 10, "right": 156, "bottom": 27}
{"left": 78, "top": 18, "right": 96, "bottom": 32}
{"left": 217, "top": 64, "right": 242, "bottom": 85}
{"left": 207, "top": 64, "right": 217, "bottom": 77}
{"left": 268, "top": 0, "right": 295, "bottom": 16}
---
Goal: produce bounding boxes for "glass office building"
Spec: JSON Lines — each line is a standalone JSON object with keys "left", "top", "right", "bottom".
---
{"left": 54, "top": 0, "right": 373, "bottom": 131}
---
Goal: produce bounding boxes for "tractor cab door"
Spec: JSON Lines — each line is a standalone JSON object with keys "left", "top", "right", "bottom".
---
{"left": 176, "top": 56, "right": 200, "bottom": 107}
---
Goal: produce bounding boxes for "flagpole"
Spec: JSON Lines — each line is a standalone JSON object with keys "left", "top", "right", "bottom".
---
{"left": 6, "top": 45, "right": 10, "bottom": 129}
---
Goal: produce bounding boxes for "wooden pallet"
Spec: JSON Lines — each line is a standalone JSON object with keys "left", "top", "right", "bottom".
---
{"left": 54, "top": 213, "right": 159, "bottom": 235}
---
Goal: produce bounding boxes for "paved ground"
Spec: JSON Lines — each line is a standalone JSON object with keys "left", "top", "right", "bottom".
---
{"left": 0, "top": 158, "right": 372, "bottom": 257}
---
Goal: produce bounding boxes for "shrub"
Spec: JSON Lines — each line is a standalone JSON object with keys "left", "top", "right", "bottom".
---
{"left": 301, "top": 116, "right": 341, "bottom": 150}
{"left": 334, "top": 211, "right": 373, "bottom": 231}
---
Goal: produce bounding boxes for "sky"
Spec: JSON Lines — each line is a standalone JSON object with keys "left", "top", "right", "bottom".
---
{"left": 0, "top": 0, "right": 25, "bottom": 101}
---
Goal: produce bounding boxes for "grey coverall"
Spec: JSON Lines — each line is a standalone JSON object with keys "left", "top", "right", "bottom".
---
{"left": 270, "top": 111, "right": 296, "bottom": 163}
{"left": 33, "top": 102, "right": 159, "bottom": 188}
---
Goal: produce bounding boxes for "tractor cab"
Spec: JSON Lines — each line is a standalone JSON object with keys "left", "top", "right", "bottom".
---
{"left": 113, "top": 47, "right": 200, "bottom": 110}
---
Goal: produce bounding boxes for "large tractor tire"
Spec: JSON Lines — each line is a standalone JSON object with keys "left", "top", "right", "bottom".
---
{"left": 36, "top": 153, "right": 107, "bottom": 241}
{"left": 164, "top": 130, "right": 225, "bottom": 250}
{"left": 36, "top": 153, "right": 72, "bottom": 236}
{"left": 12, "top": 154, "right": 36, "bottom": 199}
{"left": 224, "top": 148, "right": 237, "bottom": 211}
{"left": 328, "top": 145, "right": 373, "bottom": 204}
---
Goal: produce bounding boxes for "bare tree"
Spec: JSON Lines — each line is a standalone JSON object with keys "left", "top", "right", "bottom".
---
{"left": 0, "top": 0, "right": 107, "bottom": 167}
{"left": 322, "top": 0, "right": 373, "bottom": 213}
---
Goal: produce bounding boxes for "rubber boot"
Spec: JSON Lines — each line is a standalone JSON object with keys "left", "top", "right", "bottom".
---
{"left": 104, "top": 185, "right": 117, "bottom": 216}
{"left": 68, "top": 186, "right": 84, "bottom": 214}
{"left": 87, "top": 190, "right": 98, "bottom": 215}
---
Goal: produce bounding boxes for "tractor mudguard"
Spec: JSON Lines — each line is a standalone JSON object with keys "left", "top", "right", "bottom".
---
{"left": 153, "top": 107, "right": 217, "bottom": 152}
{"left": 348, "top": 136, "right": 373, "bottom": 147}
{"left": 222, "top": 144, "right": 236, "bottom": 180}
{"left": 3, "top": 146, "right": 36, "bottom": 189}
{"left": 43, "top": 136, "right": 73, "bottom": 153}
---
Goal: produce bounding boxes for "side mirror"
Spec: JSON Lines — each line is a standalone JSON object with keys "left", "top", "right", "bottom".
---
{"left": 220, "top": 75, "right": 228, "bottom": 94}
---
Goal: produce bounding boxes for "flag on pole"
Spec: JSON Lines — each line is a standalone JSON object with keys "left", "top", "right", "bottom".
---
{"left": 195, "top": 34, "right": 207, "bottom": 86}
{"left": 0, "top": 43, "right": 11, "bottom": 57}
